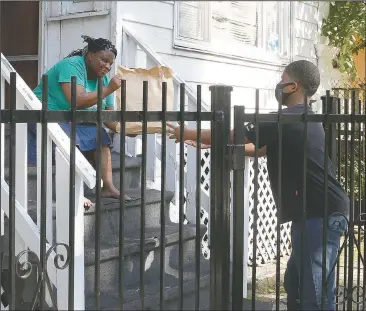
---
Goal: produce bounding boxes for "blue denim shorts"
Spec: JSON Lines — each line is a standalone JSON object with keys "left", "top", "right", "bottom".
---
{"left": 27, "top": 123, "right": 112, "bottom": 165}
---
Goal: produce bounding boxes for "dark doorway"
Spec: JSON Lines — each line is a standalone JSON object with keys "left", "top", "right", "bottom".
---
{"left": 1, "top": 1, "right": 40, "bottom": 108}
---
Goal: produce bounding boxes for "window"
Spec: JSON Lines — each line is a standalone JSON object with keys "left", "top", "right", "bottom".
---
{"left": 61, "top": 1, "right": 106, "bottom": 15}
{"left": 174, "top": 1, "right": 291, "bottom": 64}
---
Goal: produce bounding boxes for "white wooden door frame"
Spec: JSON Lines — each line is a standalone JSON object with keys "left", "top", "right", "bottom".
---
{"left": 38, "top": 1, "right": 48, "bottom": 78}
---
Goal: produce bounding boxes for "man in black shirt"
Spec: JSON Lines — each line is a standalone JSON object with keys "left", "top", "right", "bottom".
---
{"left": 168, "top": 60, "right": 349, "bottom": 310}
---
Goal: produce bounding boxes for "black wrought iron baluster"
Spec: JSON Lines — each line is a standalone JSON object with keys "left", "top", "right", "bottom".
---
{"left": 321, "top": 91, "right": 330, "bottom": 310}
{"left": 251, "top": 89, "right": 260, "bottom": 311}
{"left": 347, "top": 90, "right": 356, "bottom": 311}
{"left": 178, "top": 83, "right": 185, "bottom": 310}
{"left": 356, "top": 96, "right": 361, "bottom": 311}
{"left": 363, "top": 96, "right": 366, "bottom": 311}
{"left": 119, "top": 80, "right": 127, "bottom": 310}
{"left": 216, "top": 113, "right": 226, "bottom": 311}
{"left": 8, "top": 72, "right": 16, "bottom": 311}
{"left": 209, "top": 88, "right": 217, "bottom": 311}
{"left": 0, "top": 55, "right": 2, "bottom": 311}
{"left": 0, "top": 8, "right": 2, "bottom": 310}
{"left": 95, "top": 77, "right": 103, "bottom": 310}
{"left": 195, "top": 85, "right": 202, "bottom": 311}
{"left": 160, "top": 82, "right": 167, "bottom": 311}
{"left": 343, "top": 91, "right": 349, "bottom": 311}
{"left": 231, "top": 105, "right": 245, "bottom": 311}
{"left": 68, "top": 76, "right": 77, "bottom": 310}
{"left": 140, "top": 80, "right": 148, "bottom": 310}
{"left": 336, "top": 97, "right": 341, "bottom": 311}
{"left": 275, "top": 90, "right": 283, "bottom": 311}
{"left": 208, "top": 85, "right": 228, "bottom": 311}
{"left": 39, "top": 74, "right": 49, "bottom": 311}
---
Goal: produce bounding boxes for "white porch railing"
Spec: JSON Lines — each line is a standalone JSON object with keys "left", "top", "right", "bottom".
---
{"left": 1, "top": 53, "right": 95, "bottom": 310}
{"left": 117, "top": 24, "right": 292, "bottom": 268}
{"left": 115, "top": 23, "right": 212, "bottom": 227}
{"left": 115, "top": 24, "right": 253, "bottom": 296}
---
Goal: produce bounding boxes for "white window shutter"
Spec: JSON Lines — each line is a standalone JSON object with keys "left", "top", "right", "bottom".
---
{"left": 178, "top": 2, "right": 205, "bottom": 40}
{"left": 211, "top": 2, "right": 259, "bottom": 47}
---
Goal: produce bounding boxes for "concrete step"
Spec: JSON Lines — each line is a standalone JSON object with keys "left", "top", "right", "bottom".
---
{"left": 4, "top": 127, "right": 142, "bottom": 191}
{"left": 4, "top": 152, "right": 140, "bottom": 181}
{"left": 3, "top": 154, "right": 141, "bottom": 203}
{"left": 26, "top": 188, "right": 174, "bottom": 242}
{"left": 84, "top": 153, "right": 142, "bottom": 197}
{"left": 110, "top": 151, "right": 142, "bottom": 190}
{"left": 85, "top": 274, "right": 210, "bottom": 310}
{"left": 84, "top": 188, "right": 175, "bottom": 240}
{"left": 84, "top": 223, "right": 210, "bottom": 310}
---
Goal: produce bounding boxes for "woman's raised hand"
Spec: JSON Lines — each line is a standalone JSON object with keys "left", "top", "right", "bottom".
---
{"left": 108, "top": 74, "right": 123, "bottom": 92}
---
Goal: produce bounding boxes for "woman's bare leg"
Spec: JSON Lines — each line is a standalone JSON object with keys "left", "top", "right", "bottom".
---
{"left": 95, "top": 146, "right": 132, "bottom": 200}
{"left": 95, "top": 146, "right": 119, "bottom": 197}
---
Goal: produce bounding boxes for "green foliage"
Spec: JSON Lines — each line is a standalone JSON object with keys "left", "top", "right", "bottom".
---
{"left": 339, "top": 135, "right": 365, "bottom": 200}
{"left": 321, "top": 1, "right": 366, "bottom": 81}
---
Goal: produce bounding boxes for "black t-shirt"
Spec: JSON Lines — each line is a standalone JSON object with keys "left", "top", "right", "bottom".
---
{"left": 244, "top": 104, "right": 349, "bottom": 223}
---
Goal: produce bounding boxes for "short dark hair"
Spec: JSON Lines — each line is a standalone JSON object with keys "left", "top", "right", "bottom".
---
{"left": 66, "top": 35, "right": 117, "bottom": 59}
{"left": 284, "top": 60, "right": 320, "bottom": 97}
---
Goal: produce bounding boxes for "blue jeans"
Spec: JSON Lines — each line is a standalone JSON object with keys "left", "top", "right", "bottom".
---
{"left": 284, "top": 214, "right": 348, "bottom": 310}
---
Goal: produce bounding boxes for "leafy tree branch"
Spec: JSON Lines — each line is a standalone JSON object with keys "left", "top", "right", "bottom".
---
{"left": 321, "top": 1, "right": 366, "bottom": 80}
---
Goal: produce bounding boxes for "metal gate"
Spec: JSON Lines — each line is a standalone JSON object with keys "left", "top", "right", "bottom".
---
{"left": 0, "top": 70, "right": 365, "bottom": 311}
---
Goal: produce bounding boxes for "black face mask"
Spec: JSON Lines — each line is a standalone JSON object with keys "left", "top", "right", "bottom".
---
{"left": 275, "top": 82, "right": 295, "bottom": 105}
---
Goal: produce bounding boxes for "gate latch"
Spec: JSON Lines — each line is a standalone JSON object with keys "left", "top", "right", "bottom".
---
{"left": 227, "top": 144, "right": 245, "bottom": 170}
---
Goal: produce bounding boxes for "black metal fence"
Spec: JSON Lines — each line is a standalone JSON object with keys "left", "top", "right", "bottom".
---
{"left": 0, "top": 71, "right": 365, "bottom": 311}
{"left": 331, "top": 83, "right": 365, "bottom": 311}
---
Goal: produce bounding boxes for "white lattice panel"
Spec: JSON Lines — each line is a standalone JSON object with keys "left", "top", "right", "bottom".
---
{"left": 170, "top": 148, "right": 211, "bottom": 258}
{"left": 247, "top": 157, "right": 291, "bottom": 264}
{"left": 190, "top": 151, "right": 292, "bottom": 264}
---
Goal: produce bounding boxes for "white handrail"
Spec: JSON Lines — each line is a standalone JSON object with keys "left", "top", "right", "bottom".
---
{"left": 120, "top": 24, "right": 212, "bottom": 226}
{"left": 1, "top": 181, "right": 58, "bottom": 284}
{"left": 122, "top": 23, "right": 210, "bottom": 112}
{"left": 1, "top": 53, "right": 96, "bottom": 189}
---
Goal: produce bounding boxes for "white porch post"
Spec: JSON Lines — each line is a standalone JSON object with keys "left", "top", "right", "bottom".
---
{"left": 55, "top": 148, "right": 85, "bottom": 310}
{"left": 14, "top": 91, "right": 29, "bottom": 283}
{"left": 242, "top": 157, "right": 251, "bottom": 298}
{"left": 113, "top": 30, "right": 138, "bottom": 156}
{"left": 230, "top": 157, "right": 251, "bottom": 298}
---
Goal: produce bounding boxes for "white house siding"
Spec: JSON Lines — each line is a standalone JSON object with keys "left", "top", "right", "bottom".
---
{"left": 42, "top": 2, "right": 113, "bottom": 72}
{"left": 118, "top": 1, "right": 281, "bottom": 114}
{"left": 115, "top": 1, "right": 346, "bottom": 265}
{"left": 294, "top": 1, "right": 346, "bottom": 112}
{"left": 116, "top": 1, "right": 343, "bottom": 114}
{"left": 41, "top": 1, "right": 344, "bottom": 113}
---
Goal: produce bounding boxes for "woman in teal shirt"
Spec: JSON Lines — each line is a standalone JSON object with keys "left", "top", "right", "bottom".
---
{"left": 28, "top": 35, "right": 133, "bottom": 207}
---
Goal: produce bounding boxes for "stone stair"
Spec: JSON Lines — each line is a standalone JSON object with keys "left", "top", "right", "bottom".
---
{"left": 1, "top": 128, "right": 211, "bottom": 310}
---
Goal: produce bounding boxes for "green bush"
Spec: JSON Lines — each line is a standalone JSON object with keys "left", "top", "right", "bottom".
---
{"left": 321, "top": 1, "right": 366, "bottom": 81}
{"left": 338, "top": 137, "right": 365, "bottom": 200}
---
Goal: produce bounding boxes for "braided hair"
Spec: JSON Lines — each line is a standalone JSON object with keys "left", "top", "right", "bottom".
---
{"left": 65, "top": 35, "right": 117, "bottom": 58}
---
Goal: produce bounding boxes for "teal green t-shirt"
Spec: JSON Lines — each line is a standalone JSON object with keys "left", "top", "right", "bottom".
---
{"left": 33, "top": 56, "right": 114, "bottom": 111}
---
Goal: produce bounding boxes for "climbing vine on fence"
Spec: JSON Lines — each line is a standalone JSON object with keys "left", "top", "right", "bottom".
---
{"left": 321, "top": 1, "right": 366, "bottom": 80}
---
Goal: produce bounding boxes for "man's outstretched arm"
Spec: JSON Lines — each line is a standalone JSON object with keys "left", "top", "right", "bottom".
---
{"left": 167, "top": 123, "right": 267, "bottom": 157}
